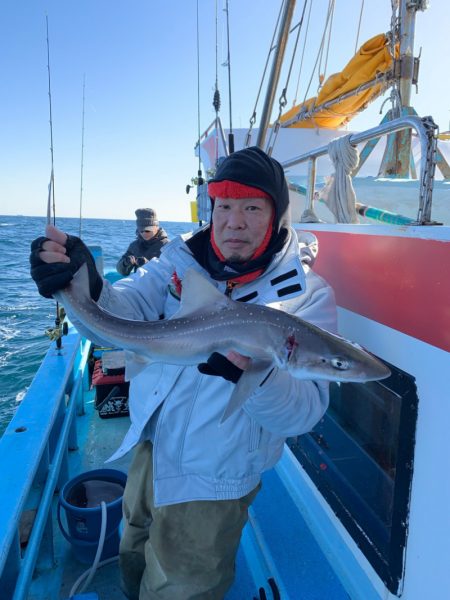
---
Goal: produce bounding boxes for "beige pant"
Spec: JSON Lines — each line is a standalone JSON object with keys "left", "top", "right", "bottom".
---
{"left": 119, "top": 441, "right": 260, "bottom": 600}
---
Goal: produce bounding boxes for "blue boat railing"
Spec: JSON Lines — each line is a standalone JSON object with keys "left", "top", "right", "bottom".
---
{"left": 0, "top": 329, "right": 91, "bottom": 599}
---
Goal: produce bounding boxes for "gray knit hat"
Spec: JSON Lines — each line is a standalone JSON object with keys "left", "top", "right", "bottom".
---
{"left": 135, "top": 208, "right": 158, "bottom": 229}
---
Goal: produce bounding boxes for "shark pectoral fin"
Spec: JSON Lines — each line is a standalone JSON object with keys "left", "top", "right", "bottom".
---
{"left": 124, "top": 350, "right": 152, "bottom": 380}
{"left": 220, "top": 360, "right": 274, "bottom": 424}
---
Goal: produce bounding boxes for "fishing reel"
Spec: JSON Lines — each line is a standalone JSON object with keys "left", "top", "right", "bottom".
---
{"left": 45, "top": 306, "right": 69, "bottom": 342}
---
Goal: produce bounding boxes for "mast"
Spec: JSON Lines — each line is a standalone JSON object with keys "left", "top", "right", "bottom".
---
{"left": 377, "top": 0, "right": 427, "bottom": 179}
{"left": 256, "top": 0, "right": 297, "bottom": 149}
{"left": 398, "top": 0, "right": 425, "bottom": 109}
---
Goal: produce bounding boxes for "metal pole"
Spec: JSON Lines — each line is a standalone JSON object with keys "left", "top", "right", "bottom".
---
{"left": 256, "top": 0, "right": 296, "bottom": 149}
{"left": 398, "top": 0, "right": 416, "bottom": 107}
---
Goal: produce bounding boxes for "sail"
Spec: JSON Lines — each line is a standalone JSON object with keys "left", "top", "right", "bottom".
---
{"left": 280, "top": 34, "right": 393, "bottom": 129}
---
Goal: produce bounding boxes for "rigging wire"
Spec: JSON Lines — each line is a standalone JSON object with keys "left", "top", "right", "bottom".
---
{"left": 266, "top": 0, "right": 309, "bottom": 156}
{"left": 45, "top": 14, "right": 62, "bottom": 350}
{"left": 79, "top": 74, "right": 86, "bottom": 238}
{"left": 300, "top": 0, "right": 335, "bottom": 107}
{"left": 354, "top": 0, "right": 365, "bottom": 54}
{"left": 245, "top": 1, "right": 284, "bottom": 148}
{"left": 292, "top": 0, "right": 312, "bottom": 106}
{"left": 320, "top": 0, "right": 335, "bottom": 89}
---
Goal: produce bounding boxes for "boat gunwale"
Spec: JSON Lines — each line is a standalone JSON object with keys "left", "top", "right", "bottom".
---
{"left": 0, "top": 331, "right": 91, "bottom": 596}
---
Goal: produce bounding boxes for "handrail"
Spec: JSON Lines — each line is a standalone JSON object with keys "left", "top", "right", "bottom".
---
{"left": 282, "top": 115, "right": 438, "bottom": 224}
{"left": 0, "top": 331, "right": 91, "bottom": 597}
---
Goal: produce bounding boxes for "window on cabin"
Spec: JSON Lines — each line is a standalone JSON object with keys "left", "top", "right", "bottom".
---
{"left": 287, "top": 362, "right": 418, "bottom": 594}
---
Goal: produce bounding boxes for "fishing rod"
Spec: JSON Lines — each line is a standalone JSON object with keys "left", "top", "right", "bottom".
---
{"left": 45, "top": 14, "right": 65, "bottom": 350}
{"left": 224, "top": 0, "right": 234, "bottom": 154}
{"left": 46, "top": 15, "right": 56, "bottom": 227}
{"left": 79, "top": 74, "right": 86, "bottom": 238}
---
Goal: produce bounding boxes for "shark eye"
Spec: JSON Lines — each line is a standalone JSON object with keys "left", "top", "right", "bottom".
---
{"left": 331, "top": 357, "right": 349, "bottom": 371}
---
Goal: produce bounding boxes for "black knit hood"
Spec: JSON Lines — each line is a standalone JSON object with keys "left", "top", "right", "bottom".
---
{"left": 186, "top": 147, "right": 291, "bottom": 281}
{"left": 209, "top": 146, "right": 290, "bottom": 235}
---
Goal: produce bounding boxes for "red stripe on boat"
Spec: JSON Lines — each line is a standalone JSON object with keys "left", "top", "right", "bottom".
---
{"left": 310, "top": 231, "right": 450, "bottom": 352}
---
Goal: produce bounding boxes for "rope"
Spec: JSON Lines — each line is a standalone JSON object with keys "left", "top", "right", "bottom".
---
{"left": 320, "top": 135, "right": 360, "bottom": 224}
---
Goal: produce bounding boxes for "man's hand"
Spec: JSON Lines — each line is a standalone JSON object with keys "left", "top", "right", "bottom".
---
{"left": 30, "top": 224, "right": 103, "bottom": 300}
{"left": 226, "top": 350, "right": 251, "bottom": 371}
{"left": 198, "top": 351, "right": 251, "bottom": 383}
{"left": 38, "top": 224, "right": 70, "bottom": 264}
{"left": 136, "top": 257, "right": 149, "bottom": 267}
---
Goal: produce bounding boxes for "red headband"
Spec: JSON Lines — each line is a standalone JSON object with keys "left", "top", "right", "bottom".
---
{"left": 208, "top": 180, "right": 271, "bottom": 201}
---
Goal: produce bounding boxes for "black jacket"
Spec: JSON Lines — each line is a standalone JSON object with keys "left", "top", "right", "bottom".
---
{"left": 116, "top": 228, "right": 169, "bottom": 276}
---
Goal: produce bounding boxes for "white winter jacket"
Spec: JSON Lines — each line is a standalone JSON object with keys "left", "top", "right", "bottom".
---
{"left": 88, "top": 227, "right": 337, "bottom": 506}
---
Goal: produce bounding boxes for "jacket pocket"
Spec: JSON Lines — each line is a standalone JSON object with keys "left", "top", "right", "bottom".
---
{"left": 248, "top": 419, "right": 262, "bottom": 453}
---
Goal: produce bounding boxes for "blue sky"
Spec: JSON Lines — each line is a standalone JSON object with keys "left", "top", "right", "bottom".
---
{"left": 1, "top": 0, "right": 449, "bottom": 221}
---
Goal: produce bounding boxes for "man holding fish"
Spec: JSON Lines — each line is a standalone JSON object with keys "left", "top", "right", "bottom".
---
{"left": 30, "top": 147, "right": 388, "bottom": 599}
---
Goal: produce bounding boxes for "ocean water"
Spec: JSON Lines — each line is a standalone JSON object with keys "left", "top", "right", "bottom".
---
{"left": 0, "top": 215, "right": 194, "bottom": 436}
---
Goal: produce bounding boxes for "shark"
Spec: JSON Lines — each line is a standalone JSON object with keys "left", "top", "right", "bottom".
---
{"left": 54, "top": 264, "right": 391, "bottom": 422}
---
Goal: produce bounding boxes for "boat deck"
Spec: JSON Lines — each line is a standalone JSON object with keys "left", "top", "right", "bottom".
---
{"left": 31, "top": 387, "right": 350, "bottom": 599}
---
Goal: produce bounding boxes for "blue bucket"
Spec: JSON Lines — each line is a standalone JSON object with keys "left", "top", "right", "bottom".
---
{"left": 58, "top": 468, "right": 127, "bottom": 564}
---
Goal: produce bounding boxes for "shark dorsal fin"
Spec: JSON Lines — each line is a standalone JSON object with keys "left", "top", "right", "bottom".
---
{"left": 172, "top": 269, "right": 230, "bottom": 318}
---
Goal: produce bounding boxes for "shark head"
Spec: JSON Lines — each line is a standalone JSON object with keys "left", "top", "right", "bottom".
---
{"left": 285, "top": 330, "right": 391, "bottom": 382}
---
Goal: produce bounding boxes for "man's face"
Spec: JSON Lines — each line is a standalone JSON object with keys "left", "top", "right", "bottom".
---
{"left": 140, "top": 225, "right": 158, "bottom": 240}
{"left": 212, "top": 197, "right": 273, "bottom": 262}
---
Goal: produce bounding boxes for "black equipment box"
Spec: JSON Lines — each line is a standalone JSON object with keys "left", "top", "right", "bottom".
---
{"left": 92, "top": 359, "right": 129, "bottom": 419}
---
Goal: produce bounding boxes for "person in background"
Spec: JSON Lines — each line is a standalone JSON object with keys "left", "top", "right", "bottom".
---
{"left": 116, "top": 208, "right": 169, "bottom": 276}
{"left": 29, "top": 147, "right": 337, "bottom": 600}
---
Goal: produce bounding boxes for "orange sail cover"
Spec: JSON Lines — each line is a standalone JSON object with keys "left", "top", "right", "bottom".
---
{"left": 280, "top": 34, "right": 393, "bottom": 129}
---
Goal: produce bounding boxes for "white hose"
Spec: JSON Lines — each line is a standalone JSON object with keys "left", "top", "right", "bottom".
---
{"left": 69, "top": 501, "right": 117, "bottom": 597}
